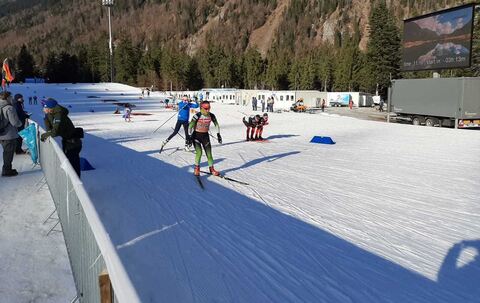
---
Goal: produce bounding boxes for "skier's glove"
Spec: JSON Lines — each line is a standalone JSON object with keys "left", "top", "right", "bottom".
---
{"left": 186, "top": 136, "right": 193, "bottom": 146}
{"left": 217, "top": 133, "right": 222, "bottom": 144}
{"left": 40, "top": 133, "right": 49, "bottom": 142}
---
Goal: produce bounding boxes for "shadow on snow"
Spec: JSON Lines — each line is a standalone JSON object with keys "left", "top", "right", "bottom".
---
{"left": 78, "top": 132, "right": 479, "bottom": 303}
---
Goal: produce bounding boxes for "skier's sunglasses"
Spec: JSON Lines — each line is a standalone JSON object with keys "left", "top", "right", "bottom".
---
{"left": 201, "top": 105, "right": 211, "bottom": 111}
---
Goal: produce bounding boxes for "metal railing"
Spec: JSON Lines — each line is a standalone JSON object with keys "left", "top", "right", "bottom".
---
{"left": 38, "top": 125, "right": 140, "bottom": 303}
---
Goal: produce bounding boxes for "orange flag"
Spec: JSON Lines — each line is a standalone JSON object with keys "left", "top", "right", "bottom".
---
{"left": 2, "top": 58, "right": 14, "bottom": 82}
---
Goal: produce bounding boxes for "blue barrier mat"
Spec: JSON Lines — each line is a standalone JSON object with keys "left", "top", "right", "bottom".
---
{"left": 310, "top": 136, "right": 335, "bottom": 144}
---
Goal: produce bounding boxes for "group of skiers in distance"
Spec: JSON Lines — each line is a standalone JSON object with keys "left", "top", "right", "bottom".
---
{"left": 243, "top": 113, "right": 268, "bottom": 141}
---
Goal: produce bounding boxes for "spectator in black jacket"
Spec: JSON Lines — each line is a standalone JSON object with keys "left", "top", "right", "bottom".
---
{"left": 13, "top": 94, "right": 29, "bottom": 154}
{"left": 40, "top": 98, "right": 83, "bottom": 177}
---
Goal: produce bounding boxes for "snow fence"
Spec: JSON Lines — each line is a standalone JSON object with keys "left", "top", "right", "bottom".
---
{"left": 37, "top": 123, "right": 140, "bottom": 303}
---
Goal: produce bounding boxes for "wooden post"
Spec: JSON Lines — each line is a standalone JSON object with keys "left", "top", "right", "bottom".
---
{"left": 99, "top": 270, "right": 113, "bottom": 303}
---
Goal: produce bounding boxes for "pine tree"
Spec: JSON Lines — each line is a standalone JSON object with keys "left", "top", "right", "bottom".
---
{"left": 77, "top": 46, "right": 91, "bottom": 82}
{"left": 316, "top": 49, "right": 334, "bottom": 92}
{"left": 265, "top": 48, "right": 290, "bottom": 90}
{"left": 44, "top": 52, "right": 58, "bottom": 83}
{"left": 43, "top": 52, "right": 79, "bottom": 83}
{"left": 137, "top": 48, "right": 162, "bottom": 87}
{"left": 185, "top": 58, "right": 204, "bottom": 90}
{"left": 16, "top": 45, "right": 36, "bottom": 82}
{"left": 161, "top": 48, "right": 177, "bottom": 90}
{"left": 197, "top": 45, "right": 226, "bottom": 88}
{"left": 288, "top": 59, "right": 301, "bottom": 90}
{"left": 217, "top": 53, "right": 239, "bottom": 88}
{"left": 333, "top": 37, "right": 363, "bottom": 91}
{"left": 243, "top": 48, "right": 264, "bottom": 89}
{"left": 333, "top": 45, "right": 353, "bottom": 91}
{"left": 298, "top": 55, "right": 317, "bottom": 90}
{"left": 114, "top": 37, "right": 141, "bottom": 85}
{"left": 365, "top": 0, "right": 401, "bottom": 97}
{"left": 58, "top": 52, "right": 80, "bottom": 83}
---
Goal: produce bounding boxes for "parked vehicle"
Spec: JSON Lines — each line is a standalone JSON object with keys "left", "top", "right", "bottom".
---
{"left": 290, "top": 99, "right": 306, "bottom": 112}
{"left": 389, "top": 77, "right": 480, "bottom": 128}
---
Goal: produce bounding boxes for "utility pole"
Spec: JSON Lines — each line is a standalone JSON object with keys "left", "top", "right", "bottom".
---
{"left": 102, "top": 0, "right": 115, "bottom": 82}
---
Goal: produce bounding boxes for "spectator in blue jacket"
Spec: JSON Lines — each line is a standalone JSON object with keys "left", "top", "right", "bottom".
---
{"left": 160, "top": 96, "right": 199, "bottom": 151}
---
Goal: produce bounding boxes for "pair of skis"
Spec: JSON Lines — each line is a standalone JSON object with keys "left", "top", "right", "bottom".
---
{"left": 158, "top": 144, "right": 193, "bottom": 155}
{"left": 195, "top": 171, "right": 249, "bottom": 190}
{"left": 158, "top": 127, "right": 194, "bottom": 154}
{"left": 156, "top": 134, "right": 247, "bottom": 189}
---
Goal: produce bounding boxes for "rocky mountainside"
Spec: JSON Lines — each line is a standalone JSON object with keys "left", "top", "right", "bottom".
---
{"left": 0, "top": 0, "right": 469, "bottom": 62}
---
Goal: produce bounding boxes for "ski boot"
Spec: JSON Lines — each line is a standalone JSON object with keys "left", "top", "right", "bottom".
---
{"left": 246, "top": 136, "right": 250, "bottom": 141}
{"left": 258, "top": 136, "right": 264, "bottom": 140}
{"left": 209, "top": 166, "right": 220, "bottom": 176}
{"left": 159, "top": 139, "right": 169, "bottom": 154}
{"left": 253, "top": 135, "right": 258, "bottom": 141}
{"left": 194, "top": 165, "right": 200, "bottom": 176}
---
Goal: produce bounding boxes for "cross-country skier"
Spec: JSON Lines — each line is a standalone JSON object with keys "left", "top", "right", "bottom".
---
{"left": 160, "top": 96, "right": 199, "bottom": 151}
{"left": 254, "top": 113, "right": 269, "bottom": 140}
{"left": 188, "top": 101, "right": 222, "bottom": 176}
{"left": 123, "top": 106, "right": 132, "bottom": 122}
{"left": 242, "top": 114, "right": 261, "bottom": 141}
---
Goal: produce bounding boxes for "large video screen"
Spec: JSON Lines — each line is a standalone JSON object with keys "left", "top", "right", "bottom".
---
{"left": 402, "top": 4, "right": 475, "bottom": 71}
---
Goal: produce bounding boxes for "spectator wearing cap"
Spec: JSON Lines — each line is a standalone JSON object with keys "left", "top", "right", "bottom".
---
{"left": 41, "top": 98, "right": 83, "bottom": 177}
{"left": 0, "top": 91, "right": 22, "bottom": 177}
{"left": 12, "top": 93, "right": 29, "bottom": 154}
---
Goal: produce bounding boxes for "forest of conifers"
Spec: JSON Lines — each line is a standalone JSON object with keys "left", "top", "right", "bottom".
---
{"left": 1, "top": 0, "right": 478, "bottom": 97}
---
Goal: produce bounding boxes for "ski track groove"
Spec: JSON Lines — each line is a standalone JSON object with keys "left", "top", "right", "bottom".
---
{"left": 154, "top": 150, "right": 325, "bottom": 301}
{"left": 60, "top": 96, "right": 480, "bottom": 302}
{"left": 136, "top": 163, "right": 256, "bottom": 300}
{"left": 134, "top": 172, "right": 198, "bottom": 302}
{"left": 203, "top": 165, "right": 348, "bottom": 301}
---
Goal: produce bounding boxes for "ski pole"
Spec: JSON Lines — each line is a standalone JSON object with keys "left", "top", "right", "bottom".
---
{"left": 208, "top": 131, "right": 219, "bottom": 142}
{"left": 172, "top": 126, "right": 185, "bottom": 140}
{"left": 152, "top": 102, "right": 190, "bottom": 134}
{"left": 152, "top": 112, "right": 177, "bottom": 134}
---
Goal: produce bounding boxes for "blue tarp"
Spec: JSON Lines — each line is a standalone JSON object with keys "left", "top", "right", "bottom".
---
{"left": 310, "top": 136, "right": 335, "bottom": 145}
{"left": 18, "top": 124, "right": 39, "bottom": 164}
{"left": 80, "top": 157, "right": 95, "bottom": 171}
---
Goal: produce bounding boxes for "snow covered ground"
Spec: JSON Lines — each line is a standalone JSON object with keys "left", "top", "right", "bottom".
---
{"left": 3, "top": 82, "right": 480, "bottom": 302}
{"left": 0, "top": 151, "right": 76, "bottom": 302}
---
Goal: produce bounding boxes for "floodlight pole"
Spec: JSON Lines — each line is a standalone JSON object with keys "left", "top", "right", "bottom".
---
{"left": 102, "top": 0, "right": 114, "bottom": 83}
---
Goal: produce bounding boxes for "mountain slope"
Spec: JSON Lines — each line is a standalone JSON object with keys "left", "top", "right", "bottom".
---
{"left": 0, "top": 0, "right": 469, "bottom": 61}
